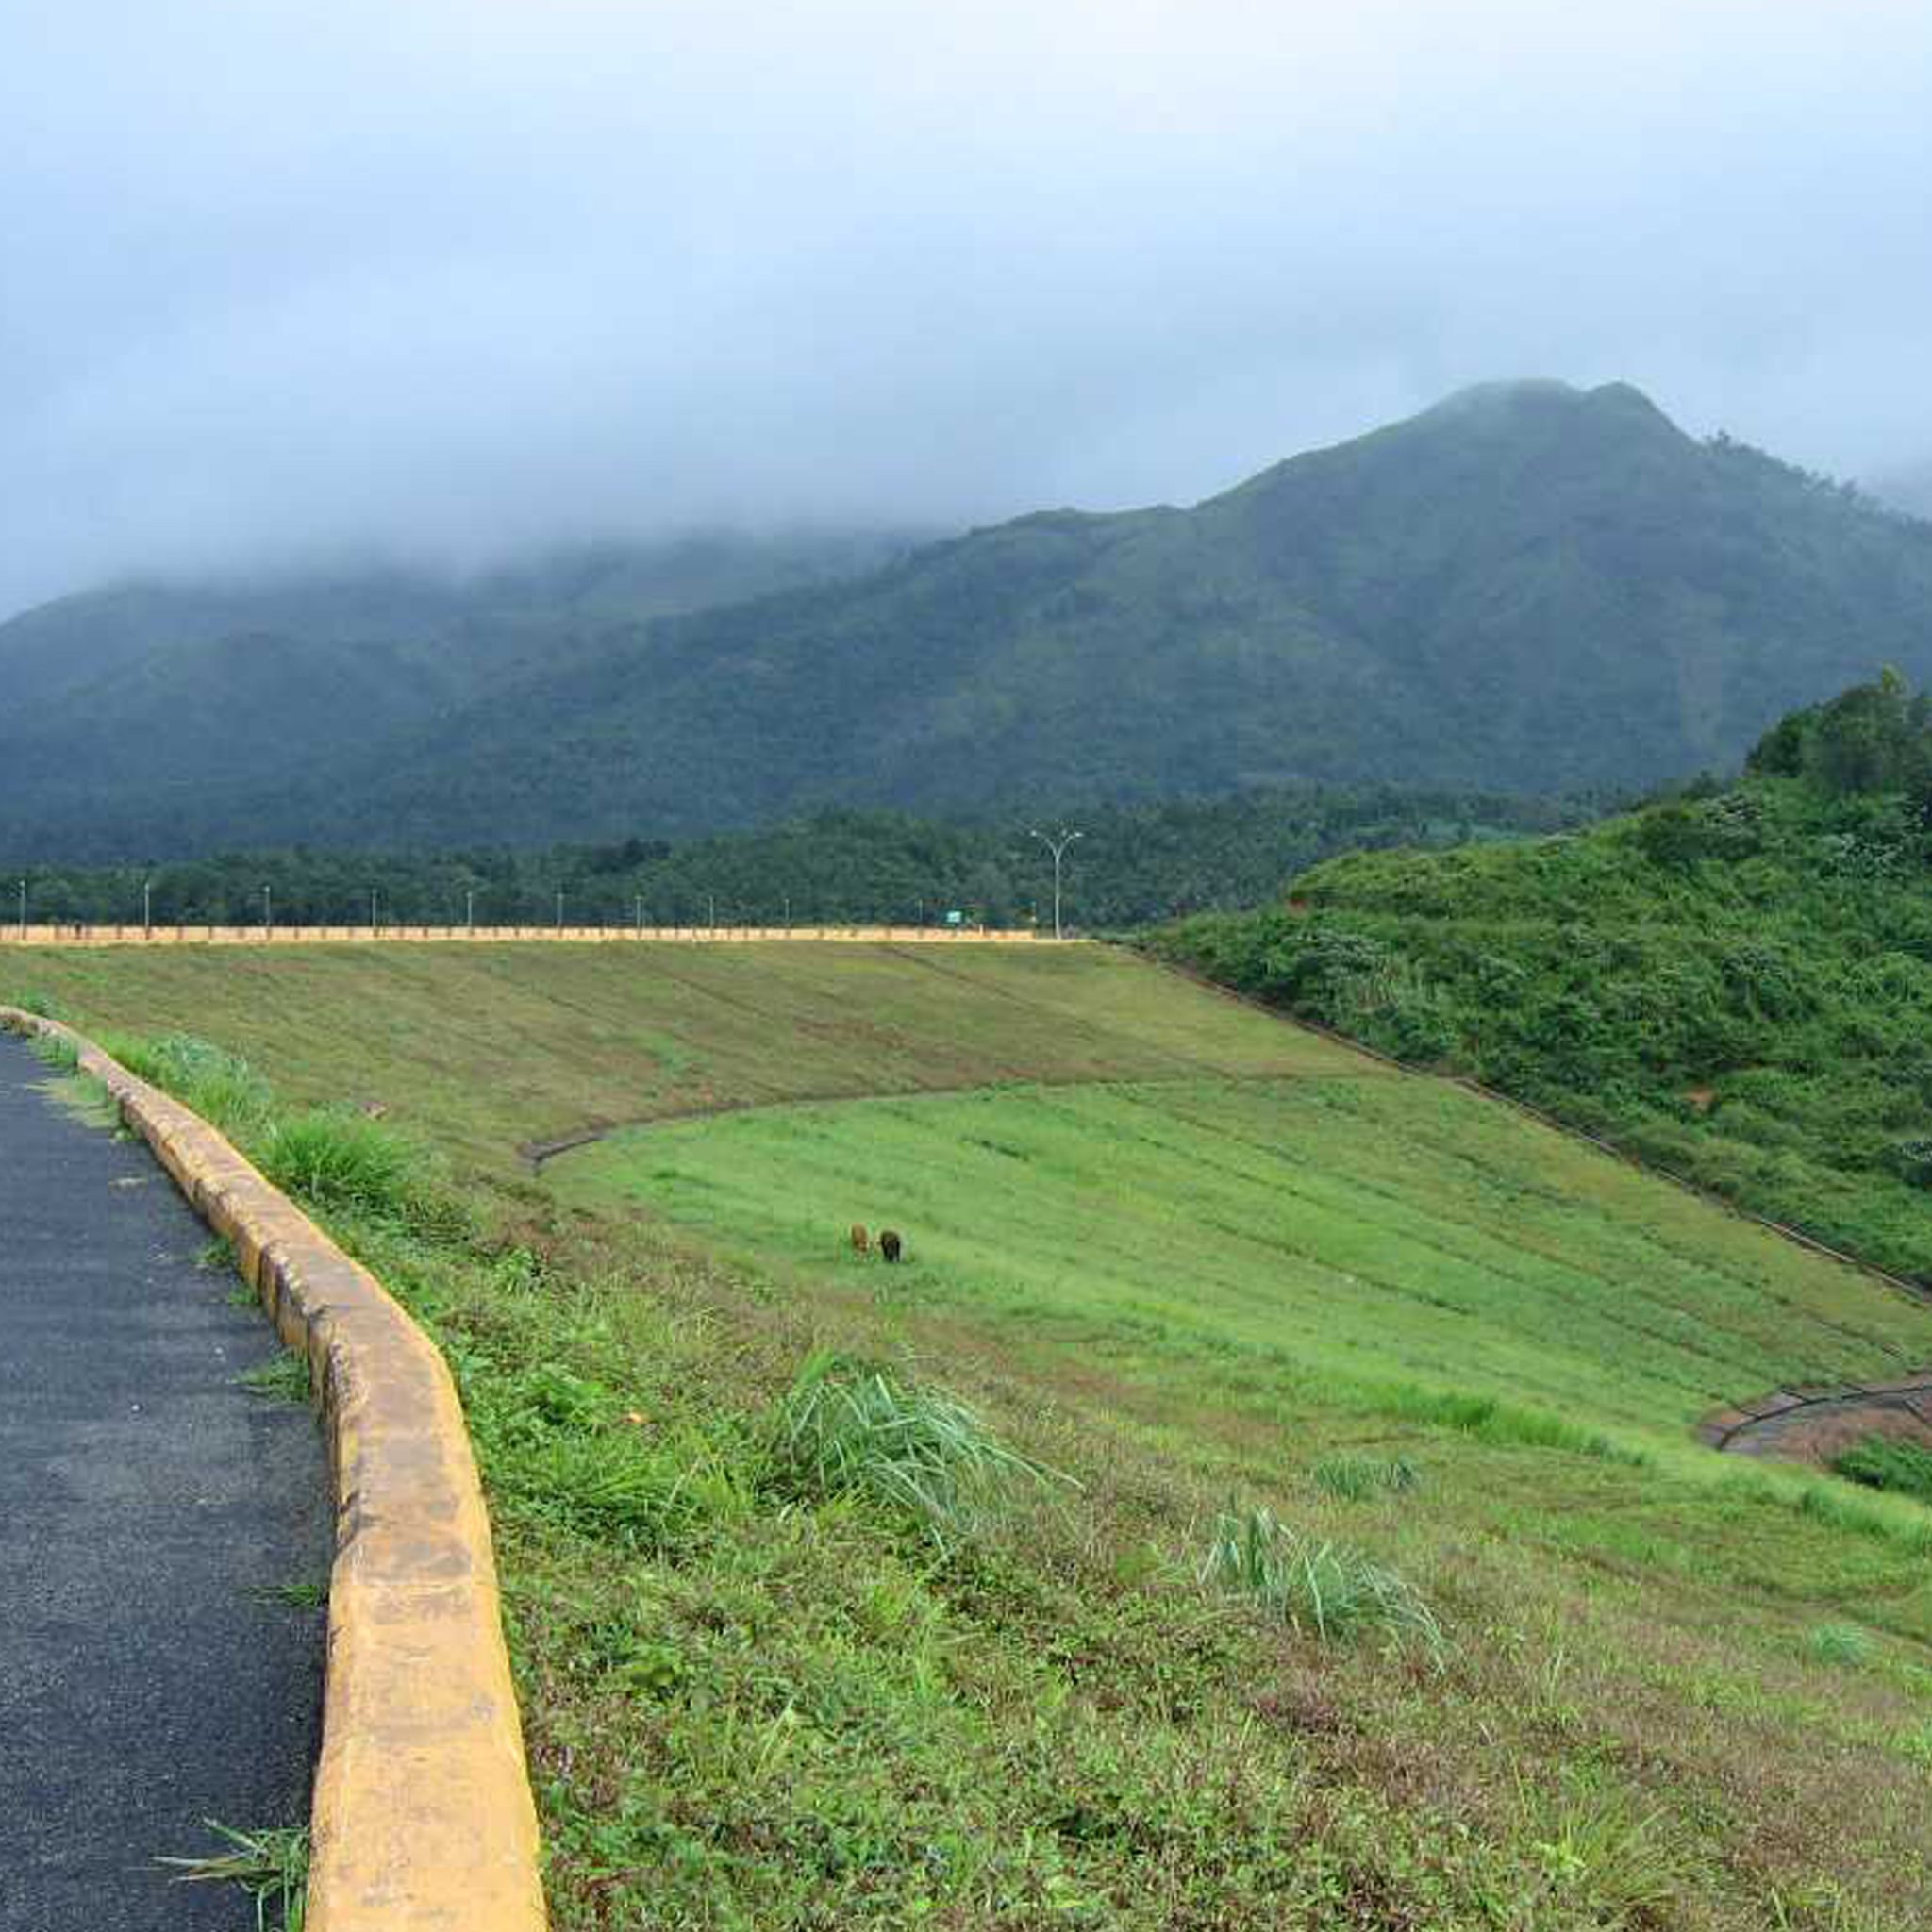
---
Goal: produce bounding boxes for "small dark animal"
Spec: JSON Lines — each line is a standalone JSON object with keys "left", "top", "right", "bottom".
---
{"left": 878, "top": 1229, "right": 903, "bottom": 1264}
{"left": 850, "top": 1223, "right": 871, "bottom": 1256}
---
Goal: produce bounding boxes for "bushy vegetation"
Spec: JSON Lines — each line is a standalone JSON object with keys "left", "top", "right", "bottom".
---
{"left": 770, "top": 1351, "right": 1067, "bottom": 1550}
{"left": 260, "top": 1109, "right": 424, "bottom": 1222}
{"left": 99, "top": 1030, "right": 275, "bottom": 1139}
{"left": 1155, "top": 675, "right": 1932, "bottom": 1282}
{"left": 95, "top": 1029, "right": 446, "bottom": 1234}
{"left": 1833, "top": 1434, "right": 1932, "bottom": 1507}
{"left": 1200, "top": 1504, "right": 1443, "bottom": 1658}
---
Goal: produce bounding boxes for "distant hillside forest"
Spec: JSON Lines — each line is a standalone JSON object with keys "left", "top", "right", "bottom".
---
{"left": 8, "top": 379, "right": 1932, "bottom": 858}
{"left": 1156, "top": 673, "right": 1932, "bottom": 1284}
{"left": 4, "top": 785, "right": 1579, "bottom": 932}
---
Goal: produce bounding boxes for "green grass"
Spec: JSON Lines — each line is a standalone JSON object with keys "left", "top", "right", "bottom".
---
{"left": 0, "top": 940, "right": 1356, "bottom": 1173}
{"left": 1807, "top": 1623, "right": 1874, "bottom": 1669}
{"left": 247, "top": 1580, "right": 329, "bottom": 1611}
{"left": 260, "top": 1108, "right": 421, "bottom": 1219}
{"left": 1309, "top": 1453, "right": 1420, "bottom": 1501}
{"left": 1201, "top": 1502, "right": 1443, "bottom": 1658}
{"left": 238, "top": 1350, "right": 312, "bottom": 1405}
{"left": 11, "top": 941, "right": 1932, "bottom": 1928}
{"left": 25, "top": 1027, "right": 78, "bottom": 1070}
{"left": 98, "top": 1029, "right": 275, "bottom": 1139}
{"left": 554, "top": 1075, "right": 1928, "bottom": 1457}
{"left": 771, "top": 1350, "right": 1070, "bottom": 1551}
{"left": 1833, "top": 1434, "right": 1932, "bottom": 1507}
{"left": 159, "top": 1821, "right": 309, "bottom": 1932}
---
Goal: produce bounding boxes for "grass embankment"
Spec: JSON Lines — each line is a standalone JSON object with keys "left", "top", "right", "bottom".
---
{"left": 8, "top": 941, "right": 1932, "bottom": 1929}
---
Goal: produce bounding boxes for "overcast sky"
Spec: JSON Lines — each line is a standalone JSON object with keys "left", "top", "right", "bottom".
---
{"left": 5, "top": 0, "right": 1930, "bottom": 619}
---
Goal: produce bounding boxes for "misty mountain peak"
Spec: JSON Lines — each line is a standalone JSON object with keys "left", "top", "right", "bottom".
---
{"left": 1422, "top": 376, "right": 1676, "bottom": 434}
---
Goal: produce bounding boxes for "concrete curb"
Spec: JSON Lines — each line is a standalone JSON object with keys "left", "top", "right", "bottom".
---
{"left": 0, "top": 1008, "right": 546, "bottom": 1932}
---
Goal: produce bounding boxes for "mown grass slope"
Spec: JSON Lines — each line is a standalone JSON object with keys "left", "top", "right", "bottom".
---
{"left": 553, "top": 1073, "right": 1930, "bottom": 1455}
{"left": 8, "top": 941, "right": 1932, "bottom": 1929}
{"left": 4, "top": 940, "right": 1348, "bottom": 1170}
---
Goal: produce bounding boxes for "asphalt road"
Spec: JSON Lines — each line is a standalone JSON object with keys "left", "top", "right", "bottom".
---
{"left": 0, "top": 1032, "right": 327, "bottom": 1930}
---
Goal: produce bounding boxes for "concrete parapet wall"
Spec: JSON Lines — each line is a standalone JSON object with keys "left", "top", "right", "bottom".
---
{"left": 1, "top": 923, "right": 1052, "bottom": 947}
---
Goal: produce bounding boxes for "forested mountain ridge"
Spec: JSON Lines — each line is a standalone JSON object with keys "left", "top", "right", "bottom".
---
{"left": 0, "top": 530, "right": 919, "bottom": 856}
{"left": 7, "top": 381, "right": 1932, "bottom": 857}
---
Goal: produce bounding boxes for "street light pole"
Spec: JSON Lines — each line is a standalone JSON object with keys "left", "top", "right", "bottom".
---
{"left": 142, "top": 879, "right": 152, "bottom": 935}
{"left": 370, "top": 888, "right": 378, "bottom": 932}
{"left": 1027, "top": 826, "right": 1083, "bottom": 941}
{"left": 16, "top": 878, "right": 25, "bottom": 939}
{"left": 466, "top": 889, "right": 475, "bottom": 932}
{"left": 556, "top": 888, "right": 564, "bottom": 931}
{"left": 263, "top": 884, "right": 272, "bottom": 932}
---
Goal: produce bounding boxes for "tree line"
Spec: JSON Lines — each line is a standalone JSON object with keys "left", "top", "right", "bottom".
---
{"left": 4, "top": 784, "right": 1584, "bottom": 932}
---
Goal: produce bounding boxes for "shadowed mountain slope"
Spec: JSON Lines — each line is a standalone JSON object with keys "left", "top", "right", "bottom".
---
{"left": 8, "top": 382, "right": 1932, "bottom": 855}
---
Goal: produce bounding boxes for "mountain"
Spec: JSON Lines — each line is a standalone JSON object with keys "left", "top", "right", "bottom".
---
{"left": 0, "top": 531, "right": 920, "bottom": 858}
{"left": 8, "top": 381, "right": 1932, "bottom": 857}
{"left": 1872, "top": 460, "right": 1932, "bottom": 521}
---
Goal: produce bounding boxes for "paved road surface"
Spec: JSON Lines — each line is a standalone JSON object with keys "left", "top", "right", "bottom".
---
{"left": 0, "top": 1032, "right": 326, "bottom": 1930}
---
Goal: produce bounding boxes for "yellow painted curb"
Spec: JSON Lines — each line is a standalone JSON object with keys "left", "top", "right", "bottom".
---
{"left": 1, "top": 1008, "right": 546, "bottom": 1932}
{"left": 0, "top": 923, "right": 1061, "bottom": 947}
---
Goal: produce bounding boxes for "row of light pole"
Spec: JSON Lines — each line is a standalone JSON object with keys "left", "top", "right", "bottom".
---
{"left": 10, "top": 834, "right": 1085, "bottom": 937}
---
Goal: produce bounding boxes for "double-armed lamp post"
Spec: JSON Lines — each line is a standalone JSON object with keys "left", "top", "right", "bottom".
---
{"left": 1028, "top": 825, "right": 1082, "bottom": 941}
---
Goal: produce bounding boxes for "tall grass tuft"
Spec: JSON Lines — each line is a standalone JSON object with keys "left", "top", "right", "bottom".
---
{"left": 1309, "top": 1453, "right": 1419, "bottom": 1501}
{"left": 159, "top": 1821, "right": 308, "bottom": 1932}
{"left": 1519, "top": 1777, "right": 1683, "bottom": 1924}
{"left": 1807, "top": 1623, "right": 1873, "bottom": 1668}
{"left": 1201, "top": 1502, "right": 1443, "bottom": 1660}
{"left": 262, "top": 1108, "right": 419, "bottom": 1220}
{"left": 27, "top": 1029, "right": 79, "bottom": 1072}
{"left": 773, "top": 1351, "right": 1069, "bottom": 1550}
{"left": 1363, "top": 1382, "right": 1643, "bottom": 1463}
{"left": 103, "top": 1031, "right": 275, "bottom": 1139}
